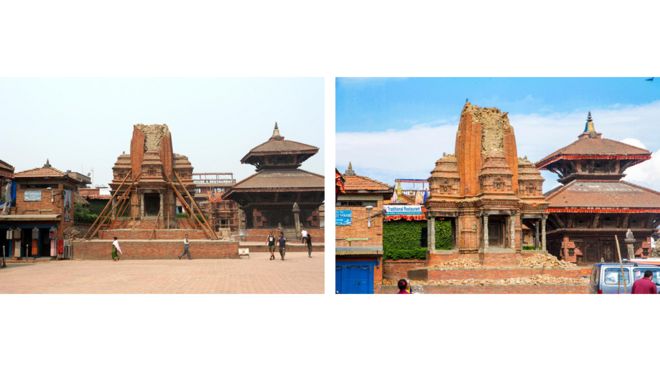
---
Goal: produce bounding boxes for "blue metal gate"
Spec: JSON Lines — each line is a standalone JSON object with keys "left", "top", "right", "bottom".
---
{"left": 336, "top": 260, "right": 375, "bottom": 294}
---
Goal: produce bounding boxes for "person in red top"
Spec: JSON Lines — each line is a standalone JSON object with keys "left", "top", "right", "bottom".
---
{"left": 631, "top": 270, "right": 657, "bottom": 294}
{"left": 397, "top": 279, "right": 410, "bottom": 294}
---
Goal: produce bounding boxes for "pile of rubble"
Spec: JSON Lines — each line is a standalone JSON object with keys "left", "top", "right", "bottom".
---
{"left": 411, "top": 275, "right": 588, "bottom": 287}
{"left": 432, "top": 257, "right": 481, "bottom": 269}
{"left": 519, "top": 253, "right": 576, "bottom": 269}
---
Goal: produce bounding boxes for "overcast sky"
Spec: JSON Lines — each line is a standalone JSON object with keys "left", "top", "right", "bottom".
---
{"left": 336, "top": 78, "right": 660, "bottom": 191}
{"left": 0, "top": 78, "right": 324, "bottom": 188}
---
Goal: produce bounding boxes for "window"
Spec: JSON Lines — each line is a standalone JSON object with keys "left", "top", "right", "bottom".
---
{"left": 603, "top": 268, "right": 631, "bottom": 286}
{"left": 633, "top": 268, "right": 660, "bottom": 284}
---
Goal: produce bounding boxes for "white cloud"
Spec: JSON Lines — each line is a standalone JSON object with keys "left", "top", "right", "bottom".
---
{"left": 337, "top": 100, "right": 660, "bottom": 191}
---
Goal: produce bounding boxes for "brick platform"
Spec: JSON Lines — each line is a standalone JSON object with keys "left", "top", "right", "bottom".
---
{"left": 243, "top": 228, "right": 325, "bottom": 242}
{"left": 421, "top": 267, "right": 587, "bottom": 281}
{"left": 73, "top": 239, "right": 239, "bottom": 260}
{"left": 381, "top": 284, "right": 589, "bottom": 294}
{"left": 98, "top": 229, "right": 208, "bottom": 240}
{"left": 238, "top": 241, "right": 324, "bottom": 253}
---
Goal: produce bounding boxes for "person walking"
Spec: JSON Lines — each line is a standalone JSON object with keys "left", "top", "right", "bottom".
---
{"left": 178, "top": 234, "right": 192, "bottom": 260}
{"left": 631, "top": 270, "right": 658, "bottom": 294}
{"left": 267, "top": 231, "right": 276, "bottom": 260}
{"left": 278, "top": 232, "right": 287, "bottom": 261}
{"left": 306, "top": 232, "right": 312, "bottom": 258}
{"left": 301, "top": 228, "right": 308, "bottom": 245}
{"left": 112, "top": 237, "right": 123, "bottom": 261}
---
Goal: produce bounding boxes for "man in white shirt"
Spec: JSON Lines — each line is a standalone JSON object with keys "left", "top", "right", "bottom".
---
{"left": 112, "top": 237, "right": 123, "bottom": 261}
{"left": 301, "top": 229, "right": 308, "bottom": 244}
{"left": 178, "top": 234, "right": 191, "bottom": 260}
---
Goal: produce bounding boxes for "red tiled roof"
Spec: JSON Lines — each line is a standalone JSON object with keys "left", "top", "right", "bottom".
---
{"left": 13, "top": 163, "right": 90, "bottom": 185}
{"left": 545, "top": 180, "right": 660, "bottom": 211}
{"left": 343, "top": 175, "right": 392, "bottom": 193}
{"left": 14, "top": 166, "right": 68, "bottom": 178}
{"left": 227, "top": 168, "right": 324, "bottom": 192}
{"left": 537, "top": 135, "right": 650, "bottom": 168}
{"left": 244, "top": 137, "right": 318, "bottom": 157}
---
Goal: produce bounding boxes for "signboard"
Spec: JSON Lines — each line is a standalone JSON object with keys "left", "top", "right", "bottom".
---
{"left": 384, "top": 205, "right": 422, "bottom": 216}
{"left": 336, "top": 209, "right": 352, "bottom": 226}
{"left": 24, "top": 190, "right": 42, "bottom": 202}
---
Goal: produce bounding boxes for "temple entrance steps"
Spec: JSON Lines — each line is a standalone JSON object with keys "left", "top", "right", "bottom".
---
{"left": 238, "top": 241, "right": 324, "bottom": 252}
{"left": 241, "top": 228, "right": 325, "bottom": 242}
{"left": 72, "top": 239, "right": 239, "bottom": 260}
{"left": 98, "top": 229, "right": 208, "bottom": 240}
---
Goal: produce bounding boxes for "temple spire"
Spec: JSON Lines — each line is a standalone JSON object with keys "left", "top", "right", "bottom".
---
{"left": 580, "top": 111, "right": 600, "bottom": 139}
{"left": 345, "top": 162, "right": 356, "bottom": 176}
{"left": 584, "top": 112, "right": 596, "bottom": 133}
{"left": 271, "top": 122, "right": 283, "bottom": 140}
{"left": 44, "top": 159, "right": 51, "bottom": 168}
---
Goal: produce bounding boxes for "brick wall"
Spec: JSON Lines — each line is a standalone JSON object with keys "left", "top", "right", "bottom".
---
{"left": 380, "top": 284, "right": 589, "bottom": 294}
{"left": 73, "top": 239, "right": 239, "bottom": 259}
{"left": 15, "top": 182, "right": 75, "bottom": 239}
{"left": 426, "top": 267, "right": 587, "bottom": 281}
{"left": 99, "top": 229, "right": 207, "bottom": 240}
{"left": 383, "top": 259, "right": 426, "bottom": 280}
{"left": 336, "top": 198, "right": 384, "bottom": 247}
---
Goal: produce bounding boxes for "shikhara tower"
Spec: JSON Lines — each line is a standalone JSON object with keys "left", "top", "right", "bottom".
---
{"left": 426, "top": 102, "right": 547, "bottom": 258}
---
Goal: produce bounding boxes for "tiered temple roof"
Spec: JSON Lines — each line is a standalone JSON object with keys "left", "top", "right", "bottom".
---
{"left": 537, "top": 113, "right": 660, "bottom": 213}
{"left": 225, "top": 123, "right": 323, "bottom": 198}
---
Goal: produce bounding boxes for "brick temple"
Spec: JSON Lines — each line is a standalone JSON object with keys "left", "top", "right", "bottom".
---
{"left": 224, "top": 123, "right": 324, "bottom": 242}
{"left": 536, "top": 113, "right": 660, "bottom": 263}
{"left": 426, "top": 102, "right": 548, "bottom": 262}
{"left": 76, "top": 124, "right": 237, "bottom": 259}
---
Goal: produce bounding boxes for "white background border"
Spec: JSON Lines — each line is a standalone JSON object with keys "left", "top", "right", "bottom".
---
{"left": 2, "top": 1, "right": 659, "bottom": 370}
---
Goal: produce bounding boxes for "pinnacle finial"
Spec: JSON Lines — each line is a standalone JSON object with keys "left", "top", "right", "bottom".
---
{"left": 584, "top": 111, "right": 596, "bottom": 134}
{"left": 345, "top": 161, "right": 356, "bottom": 176}
{"left": 271, "top": 122, "right": 282, "bottom": 139}
{"left": 44, "top": 159, "right": 51, "bottom": 168}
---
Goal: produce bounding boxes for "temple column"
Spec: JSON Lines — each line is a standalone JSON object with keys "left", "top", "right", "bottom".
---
{"left": 159, "top": 191, "right": 164, "bottom": 221}
{"left": 140, "top": 192, "right": 145, "bottom": 218}
{"left": 483, "top": 214, "right": 489, "bottom": 249}
{"left": 510, "top": 213, "right": 516, "bottom": 250}
{"left": 427, "top": 216, "right": 436, "bottom": 252}
{"left": 535, "top": 220, "right": 540, "bottom": 249}
{"left": 541, "top": 215, "right": 547, "bottom": 252}
{"left": 292, "top": 202, "right": 301, "bottom": 237}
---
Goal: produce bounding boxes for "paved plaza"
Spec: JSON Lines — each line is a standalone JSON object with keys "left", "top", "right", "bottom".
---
{"left": 0, "top": 252, "right": 324, "bottom": 294}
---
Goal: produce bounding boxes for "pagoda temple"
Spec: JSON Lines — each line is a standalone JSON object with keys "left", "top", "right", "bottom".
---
{"left": 224, "top": 123, "right": 324, "bottom": 239}
{"left": 536, "top": 113, "right": 660, "bottom": 263}
{"left": 85, "top": 124, "right": 217, "bottom": 240}
{"left": 426, "top": 102, "right": 548, "bottom": 257}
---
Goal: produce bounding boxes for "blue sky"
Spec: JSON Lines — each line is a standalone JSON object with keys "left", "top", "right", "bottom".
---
{"left": 336, "top": 78, "right": 660, "bottom": 191}
{"left": 337, "top": 78, "right": 660, "bottom": 132}
{"left": 0, "top": 78, "right": 324, "bottom": 188}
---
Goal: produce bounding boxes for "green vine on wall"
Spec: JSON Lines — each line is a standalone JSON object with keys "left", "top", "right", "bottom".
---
{"left": 383, "top": 220, "right": 454, "bottom": 260}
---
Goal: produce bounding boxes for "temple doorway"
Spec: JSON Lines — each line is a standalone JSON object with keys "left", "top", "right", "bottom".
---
{"left": 144, "top": 192, "right": 161, "bottom": 216}
{"left": 488, "top": 216, "right": 506, "bottom": 248}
